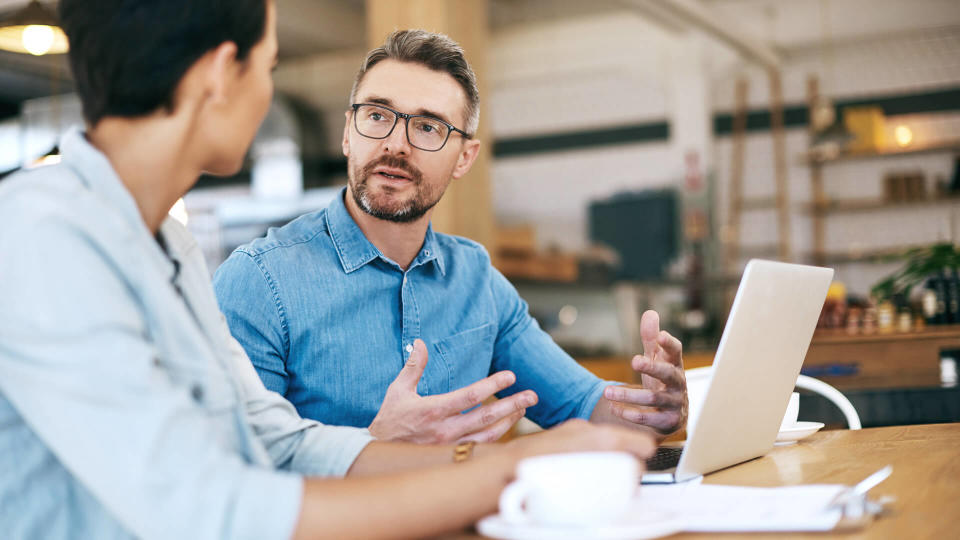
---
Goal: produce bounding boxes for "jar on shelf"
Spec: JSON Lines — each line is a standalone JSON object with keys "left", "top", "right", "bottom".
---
{"left": 877, "top": 300, "right": 895, "bottom": 333}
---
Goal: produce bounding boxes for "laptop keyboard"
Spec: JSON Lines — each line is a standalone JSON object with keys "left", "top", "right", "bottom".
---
{"left": 646, "top": 446, "right": 684, "bottom": 471}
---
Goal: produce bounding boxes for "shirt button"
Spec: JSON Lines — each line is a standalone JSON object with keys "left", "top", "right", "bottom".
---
{"left": 191, "top": 384, "right": 204, "bottom": 402}
{"left": 405, "top": 344, "right": 413, "bottom": 353}
{"left": 424, "top": 249, "right": 430, "bottom": 256}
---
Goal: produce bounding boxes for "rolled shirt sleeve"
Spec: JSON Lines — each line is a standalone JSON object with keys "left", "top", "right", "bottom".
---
{"left": 487, "top": 266, "right": 609, "bottom": 428}
{"left": 214, "top": 250, "right": 292, "bottom": 396}
{"left": 0, "top": 214, "right": 303, "bottom": 540}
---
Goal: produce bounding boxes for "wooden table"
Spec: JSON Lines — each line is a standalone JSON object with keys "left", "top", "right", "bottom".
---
{"left": 451, "top": 423, "right": 960, "bottom": 539}
{"left": 672, "top": 423, "right": 960, "bottom": 539}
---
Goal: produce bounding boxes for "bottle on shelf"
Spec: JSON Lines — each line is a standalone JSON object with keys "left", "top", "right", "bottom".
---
{"left": 922, "top": 286, "right": 939, "bottom": 326}
{"left": 931, "top": 273, "right": 950, "bottom": 325}
{"left": 897, "top": 307, "right": 913, "bottom": 333}
{"left": 946, "top": 267, "right": 960, "bottom": 324}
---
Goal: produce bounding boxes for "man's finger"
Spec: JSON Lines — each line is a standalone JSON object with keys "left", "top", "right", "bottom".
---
{"left": 453, "top": 390, "right": 537, "bottom": 436}
{"left": 657, "top": 330, "right": 683, "bottom": 366}
{"left": 603, "top": 386, "right": 685, "bottom": 409}
{"left": 632, "top": 355, "right": 684, "bottom": 388}
{"left": 389, "top": 338, "right": 429, "bottom": 393}
{"left": 610, "top": 404, "right": 684, "bottom": 433}
{"left": 439, "top": 370, "right": 518, "bottom": 413}
{"left": 640, "top": 309, "right": 660, "bottom": 363}
{"left": 456, "top": 406, "right": 528, "bottom": 444}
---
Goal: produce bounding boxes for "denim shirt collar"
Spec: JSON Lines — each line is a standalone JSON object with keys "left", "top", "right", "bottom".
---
{"left": 325, "top": 187, "right": 446, "bottom": 276}
{"left": 59, "top": 126, "right": 178, "bottom": 283}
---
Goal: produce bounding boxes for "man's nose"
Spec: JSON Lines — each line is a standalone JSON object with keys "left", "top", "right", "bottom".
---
{"left": 383, "top": 117, "right": 412, "bottom": 155}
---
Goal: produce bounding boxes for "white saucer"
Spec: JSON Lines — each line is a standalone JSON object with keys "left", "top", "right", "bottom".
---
{"left": 776, "top": 421, "right": 825, "bottom": 443}
{"left": 476, "top": 508, "right": 682, "bottom": 540}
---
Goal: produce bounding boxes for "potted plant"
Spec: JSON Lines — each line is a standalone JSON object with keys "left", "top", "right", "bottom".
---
{"left": 871, "top": 242, "right": 960, "bottom": 303}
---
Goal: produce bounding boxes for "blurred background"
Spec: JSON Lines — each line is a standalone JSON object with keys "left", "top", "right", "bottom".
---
{"left": 1, "top": 0, "right": 958, "bottom": 427}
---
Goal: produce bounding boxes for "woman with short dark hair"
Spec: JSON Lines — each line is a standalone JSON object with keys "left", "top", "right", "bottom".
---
{"left": 0, "top": 1, "right": 655, "bottom": 539}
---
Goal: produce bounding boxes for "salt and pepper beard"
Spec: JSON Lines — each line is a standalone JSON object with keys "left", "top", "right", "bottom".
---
{"left": 349, "top": 154, "right": 446, "bottom": 223}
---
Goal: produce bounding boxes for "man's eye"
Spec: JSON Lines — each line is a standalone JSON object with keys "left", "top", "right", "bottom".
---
{"left": 370, "top": 113, "right": 383, "bottom": 121}
{"left": 420, "top": 124, "right": 434, "bottom": 133}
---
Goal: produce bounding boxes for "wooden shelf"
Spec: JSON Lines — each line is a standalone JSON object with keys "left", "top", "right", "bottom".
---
{"left": 816, "top": 244, "right": 944, "bottom": 264}
{"left": 495, "top": 252, "right": 578, "bottom": 283}
{"left": 802, "top": 139, "right": 960, "bottom": 165}
{"left": 802, "top": 75, "right": 958, "bottom": 271}
{"left": 812, "top": 324, "right": 960, "bottom": 345}
{"left": 740, "top": 196, "right": 778, "bottom": 210}
{"left": 804, "top": 195, "right": 960, "bottom": 214}
{"left": 737, "top": 244, "right": 781, "bottom": 259}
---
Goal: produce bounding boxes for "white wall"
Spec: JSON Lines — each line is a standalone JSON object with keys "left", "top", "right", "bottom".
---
{"left": 489, "top": 12, "right": 673, "bottom": 136}
{"left": 489, "top": 10, "right": 703, "bottom": 251}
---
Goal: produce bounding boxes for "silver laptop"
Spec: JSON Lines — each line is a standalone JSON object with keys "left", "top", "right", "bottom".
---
{"left": 642, "top": 259, "right": 834, "bottom": 484}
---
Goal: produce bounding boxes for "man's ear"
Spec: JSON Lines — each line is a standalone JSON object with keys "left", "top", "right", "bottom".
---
{"left": 451, "top": 138, "right": 481, "bottom": 179}
{"left": 342, "top": 109, "right": 352, "bottom": 157}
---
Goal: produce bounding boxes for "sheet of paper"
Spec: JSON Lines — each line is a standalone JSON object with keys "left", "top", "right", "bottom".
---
{"left": 637, "top": 484, "right": 847, "bottom": 532}
{"left": 478, "top": 484, "right": 853, "bottom": 539}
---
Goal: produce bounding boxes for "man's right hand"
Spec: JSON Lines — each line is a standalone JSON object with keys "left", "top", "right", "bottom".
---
{"left": 368, "top": 339, "right": 538, "bottom": 444}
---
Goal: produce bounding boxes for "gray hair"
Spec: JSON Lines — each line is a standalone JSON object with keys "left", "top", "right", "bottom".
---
{"left": 349, "top": 29, "right": 480, "bottom": 136}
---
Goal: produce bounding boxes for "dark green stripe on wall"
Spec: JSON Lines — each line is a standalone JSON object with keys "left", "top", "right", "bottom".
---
{"left": 493, "top": 122, "right": 669, "bottom": 157}
{"left": 493, "top": 87, "right": 960, "bottom": 156}
{"left": 713, "top": 106, "right": 808, "bottom": 135}
{"left": 713, "top": 86, "right": 960, "bottom": 135}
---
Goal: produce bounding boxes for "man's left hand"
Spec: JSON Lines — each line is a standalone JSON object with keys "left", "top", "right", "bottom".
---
{"left": 592, "top": 310, "right": 687, "bottom": 438}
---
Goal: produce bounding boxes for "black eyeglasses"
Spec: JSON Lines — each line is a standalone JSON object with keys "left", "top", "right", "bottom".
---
{"left": 351, "top": 103, "right": 470, "bottom": 152}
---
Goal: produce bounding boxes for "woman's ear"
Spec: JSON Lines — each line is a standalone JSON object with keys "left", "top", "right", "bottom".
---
{"left": 205, "top": 41, "right": 240, "bottom": 105}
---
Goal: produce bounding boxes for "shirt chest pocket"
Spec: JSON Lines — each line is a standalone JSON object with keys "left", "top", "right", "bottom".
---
{"left": 158, "top": 344, "right": 240, "bottom": 415}
{"left": 434, "top": 323, "right": 497, "bottom": 392}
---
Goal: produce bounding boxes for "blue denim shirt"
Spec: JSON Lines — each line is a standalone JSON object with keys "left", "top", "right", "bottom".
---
{"left": 213, "top": 189, "right": 606, "bottom": 430}
{"left": 0, "top": 129, "right": 372, "bottom": 540}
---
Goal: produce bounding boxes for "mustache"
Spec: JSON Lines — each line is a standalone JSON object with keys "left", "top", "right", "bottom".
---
{"left": 360, "top": 155, "right": 423, "bottom": 184}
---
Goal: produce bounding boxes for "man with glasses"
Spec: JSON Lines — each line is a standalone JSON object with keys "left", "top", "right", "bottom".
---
{"left": 214, "top": 30, "right": 688, "bottom": 445}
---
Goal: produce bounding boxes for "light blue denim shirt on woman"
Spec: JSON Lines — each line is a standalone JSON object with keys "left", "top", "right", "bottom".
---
{"left": 213, "top": 188, "right": 608, "bottom": 430}
{"left": 0, "top": 128, "right": 373, "bottom": 540}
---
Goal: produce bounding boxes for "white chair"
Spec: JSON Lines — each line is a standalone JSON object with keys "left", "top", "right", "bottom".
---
{"left": 795, "top": 373, "right": 862, "bottom": 429}
{"left": 685, "top": 366, "right": 862, "bottom": 431}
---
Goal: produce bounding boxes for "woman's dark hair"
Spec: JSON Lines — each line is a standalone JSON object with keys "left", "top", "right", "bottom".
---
{"left": 59, "top": 0, "right": 268, "bottom": 126}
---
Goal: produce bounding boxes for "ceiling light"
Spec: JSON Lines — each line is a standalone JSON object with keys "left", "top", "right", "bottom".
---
{"left": 894, "top": 125, "right": 913, "bottom": 148}
{"left": 0, "top": 1, "right": 68, "bottom": 56}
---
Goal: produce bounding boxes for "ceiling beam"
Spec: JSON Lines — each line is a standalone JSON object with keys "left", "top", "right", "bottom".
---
{"left": 621, "top": 0, "right": 781, "bottom": 68}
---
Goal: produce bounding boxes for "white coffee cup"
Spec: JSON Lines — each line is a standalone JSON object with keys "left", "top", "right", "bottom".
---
{"left": 499, "top": 451, "right": 639, "bottom": 527}
{"left": 780, "top": 391, "right": 800, "bottom": 430}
